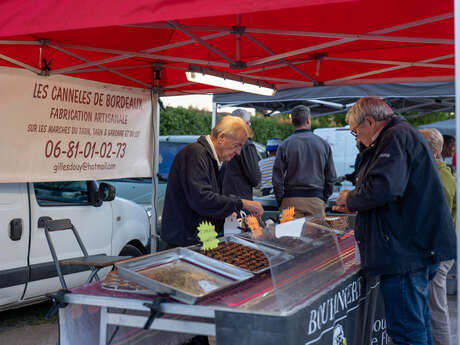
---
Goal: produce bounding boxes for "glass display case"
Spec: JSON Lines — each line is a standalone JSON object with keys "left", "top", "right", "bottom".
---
{"left": 233, "top": 216, "right": 346, "bottom": 314}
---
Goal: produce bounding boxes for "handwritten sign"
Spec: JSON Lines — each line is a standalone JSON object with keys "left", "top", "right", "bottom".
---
{"left": 280, "top": 206, "right": 295, "bottom": 223}
{"left": 197, "top": 221, "right": 219, "bottom": 250}
{"left": 246, "top": 215, "right": 263, "bottom": 238}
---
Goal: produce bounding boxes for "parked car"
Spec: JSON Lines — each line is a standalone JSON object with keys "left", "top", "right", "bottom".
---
{"left": 106, "top": 135, "right": 280, "bottom": 249}
{"left": 313, "top": 126, "right": 359, "bottom": 206}
{"left": 1, "top": 180, "right": 150, "bottom": 311}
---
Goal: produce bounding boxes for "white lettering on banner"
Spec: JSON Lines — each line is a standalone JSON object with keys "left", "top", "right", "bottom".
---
{"left": 0, "top": 67, "right": 153, "bottom": 182}
{"left": 307, "top": 278, "right": 361, "bottom": 335}
{"left": 371, "top": 319, "right": 391, "bottom": 345}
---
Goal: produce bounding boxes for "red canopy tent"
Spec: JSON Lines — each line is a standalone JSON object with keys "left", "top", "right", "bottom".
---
{"left": 0, "top": 0, "right": 453, "bottom": 95}
{"left": 0, "top": 0, "right": 458, "bottom": 335}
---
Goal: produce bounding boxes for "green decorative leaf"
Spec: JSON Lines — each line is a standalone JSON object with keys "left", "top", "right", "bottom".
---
{"left": 197, "top": 221, "right": 218, "bottom": 250}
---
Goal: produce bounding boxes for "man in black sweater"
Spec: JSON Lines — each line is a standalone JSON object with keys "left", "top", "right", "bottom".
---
{"left": 161, "top": 116, "right": 264, "bottom": 247}
{"left": 221, "top": 109, "right": 261, "bottom": 200}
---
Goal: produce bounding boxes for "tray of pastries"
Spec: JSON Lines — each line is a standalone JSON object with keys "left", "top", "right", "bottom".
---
{"left": 190, "top": 236, "right": 292, "bottom": 274}
{"left": 116, "top": 247, "right": 254, "bottom": 304}
{"left": 102, "top": 270, "right": 154, "bottom": 294}
{"left": 308, "top": 215, "right": 349, "bottom": 232}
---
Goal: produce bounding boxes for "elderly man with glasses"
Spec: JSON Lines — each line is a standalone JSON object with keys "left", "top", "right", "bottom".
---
{"left": 333, "top": 97, "right": 456, "bottom": 345}
{"left": 161, "top": 115, "right": 264, "bottom": 249}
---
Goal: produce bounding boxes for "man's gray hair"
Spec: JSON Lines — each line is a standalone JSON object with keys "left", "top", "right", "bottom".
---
{"left": 346, "top": 97, "right": 394, "bottom": 125}
{"left": 231, "top": 108, "right": 251, "bottom": 123}
{"left": 419, "top": 128, "right": 444, "bottom": 158}
{"left": 291, "top": 105, "right": 311, "bottom": 127}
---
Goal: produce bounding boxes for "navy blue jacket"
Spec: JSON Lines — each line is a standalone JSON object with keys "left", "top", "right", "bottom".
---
{"left": 222, "top": 140, "right": 261, "bottom": 200}
{"left": 347, "top": 117, "right": 456, "bottom": 275}
{"left": 161, "top": 136, "right": 243, "bottom": 246}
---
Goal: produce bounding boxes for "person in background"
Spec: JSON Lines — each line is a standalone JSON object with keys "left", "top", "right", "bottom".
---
{"left": 420, "top": 128, "right": 456, "bottom": 345}
{"left": 273, "top": 105, "right": 336, "bottom": 218}
{"left": 336, "top": 138, "right": 365, "bottom": 186}
{"left": 441, "top": 134, "right": 456, "bottom": 172}
{"left": 333, "top": 97, "right": 456, "bottom": 345}
{"left": 161, "top": 115, "right": 264, "bottom": 248}
{"left": 221, "top": 109, "right": 261, "bottom": 200}
{"left": 258, "top": 138, "right": 281, "bottom": 196}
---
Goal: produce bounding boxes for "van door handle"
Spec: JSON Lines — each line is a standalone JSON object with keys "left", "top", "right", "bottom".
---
{"left": 9, "top": 218, "right": 22, "bottom": 241}
{"left": 37, "top": 216, "right": 52, "bottom": 228}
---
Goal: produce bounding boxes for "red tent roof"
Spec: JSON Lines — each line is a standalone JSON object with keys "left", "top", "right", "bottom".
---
{"left": 0, "top": 0, "right": 453, "bottom": 95}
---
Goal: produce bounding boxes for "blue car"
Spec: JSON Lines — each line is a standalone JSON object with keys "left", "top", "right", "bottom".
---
{"left": 103, "top": 135, "right": 280, "bottom": 232}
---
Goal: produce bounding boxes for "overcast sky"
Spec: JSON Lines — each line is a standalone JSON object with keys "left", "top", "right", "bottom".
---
{"left": 161, "top": 94, "right": 213, "bottom": 111}
{"left": 161, "top": 94, "right": 254, "bottom": 114}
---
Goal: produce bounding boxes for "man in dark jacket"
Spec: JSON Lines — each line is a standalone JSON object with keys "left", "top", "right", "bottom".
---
{"left": 333, "top": 97, "right": 456, "bottom": 345}
{"left": 161, "top": 116, "right": 264, "bottom": 247}
{"left": 273, "top": 105, "right": 336, "bottom": 218}
{"left": 221, "top": 109, "right": 261, "bottom": 200}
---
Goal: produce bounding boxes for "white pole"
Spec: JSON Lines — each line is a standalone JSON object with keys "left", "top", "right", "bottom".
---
{"left": 151, "top": 90, "right": 160, "bottom": 253}
{"left": 212, "top": 102, "right": 217, "bottom": 129}
{"left": 454, "top": 0, "right": 459, "bottom": 343}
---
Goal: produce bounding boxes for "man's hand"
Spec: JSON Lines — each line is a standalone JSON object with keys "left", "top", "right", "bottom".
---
{"left": 332, "top": 205, "right": 354, "bottom": 214}
{"left": 336, "top": 176, "right": 346, "bottom": 183}
{"left": 242, "top": 199, "right": 264, "bottom": 218}
{"left": 335, "top": 190, "right": 351, "bottom": 208}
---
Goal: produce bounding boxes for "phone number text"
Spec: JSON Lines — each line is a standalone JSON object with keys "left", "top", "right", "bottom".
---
{"left": 45, "top": 140, "right": 127, "bottom": 159}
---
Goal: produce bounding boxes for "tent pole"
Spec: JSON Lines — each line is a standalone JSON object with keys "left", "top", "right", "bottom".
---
{"left": 212, "top": 102, "right": 217, "bottom": 129}
{"left": 454, "top": 0, "right": 459, "bottom": 342}
{"left": 150, "top": 63, "right": 162, "bottom": 253}
{"left": 150, "top": 90, "right": 160, "bottom": 253}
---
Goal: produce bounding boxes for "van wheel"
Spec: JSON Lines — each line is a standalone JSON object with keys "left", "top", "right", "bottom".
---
{"left": 120, "top": 244, "right": 143, "bottom": 257}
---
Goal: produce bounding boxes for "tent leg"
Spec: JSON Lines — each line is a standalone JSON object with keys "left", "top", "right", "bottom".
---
{"left": 212, "top": 102, "right": 217, "bottom": 129}
{"left": 151, "top": 90, "right": 160, "bottom": 253}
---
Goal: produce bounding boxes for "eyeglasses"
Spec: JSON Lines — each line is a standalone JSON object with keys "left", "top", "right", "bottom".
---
{"left": 350, "top": 120, "right": 365, "bottom": 137}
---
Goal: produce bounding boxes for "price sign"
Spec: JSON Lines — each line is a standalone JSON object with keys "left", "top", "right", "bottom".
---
{"left": 197, "top": 221, "right": 219, "bottom": 250}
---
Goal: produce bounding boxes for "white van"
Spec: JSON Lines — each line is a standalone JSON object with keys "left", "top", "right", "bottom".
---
{"left": 0, "top": 181, "right": 150, "bottom": 311}
{"left": 313, "top": 127, "right": 359, "bottom": 202}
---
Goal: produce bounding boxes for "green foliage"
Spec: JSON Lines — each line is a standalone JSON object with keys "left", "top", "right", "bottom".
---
{"left": 159, "top": 106, "right": 454, "bottom": 145}
{"left": 160, "top": 106, "right": 212, "bottom": 135}
{"left": 404, "top": 112, "right": 454, "bottom": 128}
{"left": 250, "top": 115, "right": 294, "bottom": 144}
{"left": 311, "top": 114, "right": 347, "bottom": 130}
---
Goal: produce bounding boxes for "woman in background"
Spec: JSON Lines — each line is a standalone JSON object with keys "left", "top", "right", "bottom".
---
{"left": 420, "top": 128, "right": 456, "bottom": 345}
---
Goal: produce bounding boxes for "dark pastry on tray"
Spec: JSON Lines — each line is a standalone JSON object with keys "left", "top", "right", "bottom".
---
{"left": 197, "top": 242, "right": 269, "bottom": 272}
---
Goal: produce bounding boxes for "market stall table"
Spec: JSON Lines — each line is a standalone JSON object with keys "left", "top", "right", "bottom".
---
{"left": 58, "top": 231, "right": 388, "bottom": 345}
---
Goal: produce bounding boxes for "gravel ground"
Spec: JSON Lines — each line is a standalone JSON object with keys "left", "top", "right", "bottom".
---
{"left": 0, "top": 301, "right": 58, "bottom": 345}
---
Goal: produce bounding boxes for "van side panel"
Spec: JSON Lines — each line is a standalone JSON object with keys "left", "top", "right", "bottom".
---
{"left": 0, "top": 183, "right": 29, "bottom": 305}
{"left": 313, "top": 128, "right": 359, "bottom": 178}
{"left": 110, "top": 197, "right": 149, "bottom": 255}
{"left": 23, "top": 182, "right": 113, "bottom": 299}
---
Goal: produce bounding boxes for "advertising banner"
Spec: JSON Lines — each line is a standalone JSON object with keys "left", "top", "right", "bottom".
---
{"left": 216, "top": 273, "right": 388, "bottom": 345}
{"left": 0, "top": 67, "right": 153, "bottom": 182}
{"left": 303, "top": 274, "right": 388, "bottom": 345}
